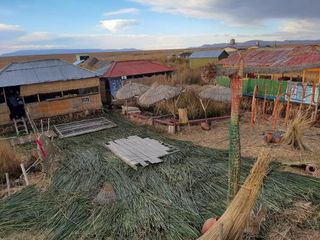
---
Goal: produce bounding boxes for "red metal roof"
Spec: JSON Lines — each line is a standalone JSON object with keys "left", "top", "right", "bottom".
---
{"left": 104, "top": 60, "right": 176, "bottom": 78}
{"left": 219, "top": 45, "right": 320, "bottom": 68}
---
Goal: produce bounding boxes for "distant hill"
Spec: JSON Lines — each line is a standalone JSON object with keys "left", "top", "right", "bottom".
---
{"left": 1, "top": 48, "right": 139, "bottom": 57}
{"left": 200, "top": 40, "right": 320, "bottom": 49}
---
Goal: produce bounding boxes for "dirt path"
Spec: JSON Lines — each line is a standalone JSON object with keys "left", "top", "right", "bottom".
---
{"left": 170, "top": 113, "right": 320, "bottom": 165}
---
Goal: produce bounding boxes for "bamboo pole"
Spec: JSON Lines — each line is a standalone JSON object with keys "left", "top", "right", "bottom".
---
{"left": 5, "top": 172, "right": 10, "bottom": 195}
{"left": 20, "top": 163, "right": 29, "bottom": 186}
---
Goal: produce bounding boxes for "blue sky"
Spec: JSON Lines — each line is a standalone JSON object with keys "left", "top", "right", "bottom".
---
{"left": 0, "top": 0, "right": 319, "bottom": 54}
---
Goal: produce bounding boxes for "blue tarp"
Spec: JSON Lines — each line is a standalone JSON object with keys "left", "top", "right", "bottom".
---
{"left": 108, "top": 78, "right": 124, "bottom": 97}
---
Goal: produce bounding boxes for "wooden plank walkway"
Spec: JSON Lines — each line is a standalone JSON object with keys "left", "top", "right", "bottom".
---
{"left": 54, "top": 117, "right": 117, "bottom": 138}
{"left": 104, "top": 136, "right": 178, "bottom": 170}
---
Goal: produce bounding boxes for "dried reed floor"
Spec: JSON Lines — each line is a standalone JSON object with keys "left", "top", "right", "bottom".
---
{"left": 171, "top": 112, "right": 320, "bottom": 166}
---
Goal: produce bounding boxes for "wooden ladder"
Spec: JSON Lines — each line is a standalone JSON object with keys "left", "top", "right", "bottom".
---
{"left": 13, "top": 117, "right": 29, "bottom": 136}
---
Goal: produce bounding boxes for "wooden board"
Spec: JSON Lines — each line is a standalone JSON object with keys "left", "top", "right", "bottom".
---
{"left": 105, "top": 136, "right": 178, "bottom": 170}
{"left": 54, "top": 117, "right": 116, "bottom": 138}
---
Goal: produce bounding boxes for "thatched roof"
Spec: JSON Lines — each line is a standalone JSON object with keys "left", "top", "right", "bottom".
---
{"left": 115, "top": 83, "right": 150, "bottom": 100}
{"left": 198, "top": 85, "right": 231, "bottom": 102}
{"left": 138, "top": 84, "right": 182, "bottom": 107}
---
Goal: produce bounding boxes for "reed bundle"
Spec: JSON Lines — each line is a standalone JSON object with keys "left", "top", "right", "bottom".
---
{"left": 283, "top": 112, "right": 312, "bottom": 150}
{"left": 198, "top": 150, "right": 271, "bottom": 240}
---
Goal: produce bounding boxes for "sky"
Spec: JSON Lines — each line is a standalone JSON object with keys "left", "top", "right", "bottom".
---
{"left": 0, "top": 0, "right": 319, "bottom": 54}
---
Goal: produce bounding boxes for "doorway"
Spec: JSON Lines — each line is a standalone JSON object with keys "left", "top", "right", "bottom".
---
{"left": 4, "top": 86, "right": 26, "bottom": 120}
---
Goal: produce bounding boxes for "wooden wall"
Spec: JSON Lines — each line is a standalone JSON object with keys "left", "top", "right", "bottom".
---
{"left": 27, "top": 94, "right": 102, "bottom": 119}
{"left": 189, "top": 58, "right": 218, "bottom": 69}
{"left": 21, "top": 78, "right": 100, "bottom": 96}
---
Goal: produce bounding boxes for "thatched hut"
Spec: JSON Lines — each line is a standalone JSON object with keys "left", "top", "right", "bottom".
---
{"left": 138, "top": 85, "right": 182, "bottom": 107}
{"left": 199, "top": 85, "right": 231, "bottom": 102}
{"left": 116, "top": 83, "right": 149, "bottom": 100}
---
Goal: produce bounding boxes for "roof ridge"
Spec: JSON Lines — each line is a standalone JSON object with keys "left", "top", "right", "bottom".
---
{"left": 59, "top": 59, "right": 100, "bottom": 76}
{"left": 9, "top": 58, "right": 62, "bottom": 65}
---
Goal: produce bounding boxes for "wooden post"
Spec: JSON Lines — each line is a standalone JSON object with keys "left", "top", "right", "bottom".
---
{"left": 251, "top": 85, "right": 258, "bottom": 128}
{"left": 47, "top": 118, "right": 50, "bottom": 133}
{"left": 314, "top": 85, "right": 320, "bottom": 121}
{"left": 299, "top": 83, "right": 307, "bottom": 113}
{"left": 285, "top": 86, "right": 292, "bottom": 125}
{"left": 262, "top": 85, "right": 268, "bottom": 116}
{"left": 20, "top": 163, "right": 29, "bottom": 186}
{"left": 302, "top": 70, "right": 306, "bottom": 82}
{"left": 5, "top": 172, "right": 10, "bottom": 195}
{"left": 272, "top": 83, "right": 282, "bottom": 130}
{"left": 41, "top": 119, "right": 44, "bottom": 133}
{"left": 2, "top": 88, "right": 7, "bottom": 104}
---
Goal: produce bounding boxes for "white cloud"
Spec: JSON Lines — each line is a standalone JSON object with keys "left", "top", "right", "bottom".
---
{"left": 100, "top": 19, "right": 139, "bottom": 33}
{"left": 0, "top": 23, "right": 20, "bottom": 31}
{"left": 132, "top": 0, "right": 320, "bottom": 26}
{"left": 18, "top": 32, "right": 57, "bottom": 42}
{"left": 281, "top": 19, "right": 320, "bottom": 33}
{"left": 104, "top": 8, "right": 139, "bottom": 16}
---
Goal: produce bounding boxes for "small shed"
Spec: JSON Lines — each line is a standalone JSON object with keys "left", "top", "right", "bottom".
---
{"left": 100, "top": 60, "right": 176, "bottom": 102}
{"left": 189, "top": 50, "right": 229, "bottom": 69}
{"left": 0, "top": 59, "right": 102, "bottom": 125}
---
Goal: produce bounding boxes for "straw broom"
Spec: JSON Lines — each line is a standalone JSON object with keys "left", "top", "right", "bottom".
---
{"left": 198, "top": 150, "right": 271, "bottom": 240}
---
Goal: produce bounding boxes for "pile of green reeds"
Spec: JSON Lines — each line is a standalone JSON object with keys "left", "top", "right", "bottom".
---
{"left": 0, "top": 111, "right": 320, "bottom": 240}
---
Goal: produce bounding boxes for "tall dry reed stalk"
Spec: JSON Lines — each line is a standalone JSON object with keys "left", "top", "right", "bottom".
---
{"left": 0, "top": 141, "right": 21, "bottom": 182}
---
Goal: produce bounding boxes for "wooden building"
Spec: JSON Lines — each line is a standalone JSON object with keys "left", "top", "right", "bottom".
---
{"left": 0, "top": 59, "right": 102, "bottom": 125}
{"left": 189, "top": 50, "right": 229, "bottom": 69}
{"left": 100, "top": 60, "right": 175, "bottom": 103}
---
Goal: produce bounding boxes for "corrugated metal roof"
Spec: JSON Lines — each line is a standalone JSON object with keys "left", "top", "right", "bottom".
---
{"left": 103, "top": 60, "right": 175, "bottom": 78}
{"left": 189, "top": 50, "right": 226, "bottom": 59}
{"left": 219, "top": 45, "right": 320, "bottom": 72}
{"left": 0, "top": 59, "right": 99, "bottom": 87}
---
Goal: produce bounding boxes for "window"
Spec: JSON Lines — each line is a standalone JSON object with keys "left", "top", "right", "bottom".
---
{"left": 39, "top": 92, "right": 62, "bottom": 101}
{"left": 24, "top": 95, "right": 39, "bottom": 103}
{"left": 63, "top": 89, "right": 79, "bottom": 96}
{"left": 79, "top": 87, "right": 99, "bottom": 95}
{"left": 260, "top": 75, "right": 272, "bottom": 79}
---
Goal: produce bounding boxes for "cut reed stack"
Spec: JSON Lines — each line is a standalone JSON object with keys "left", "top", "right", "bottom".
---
{"left": 198, "top": 150, "right": 271, "bottom": 240}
